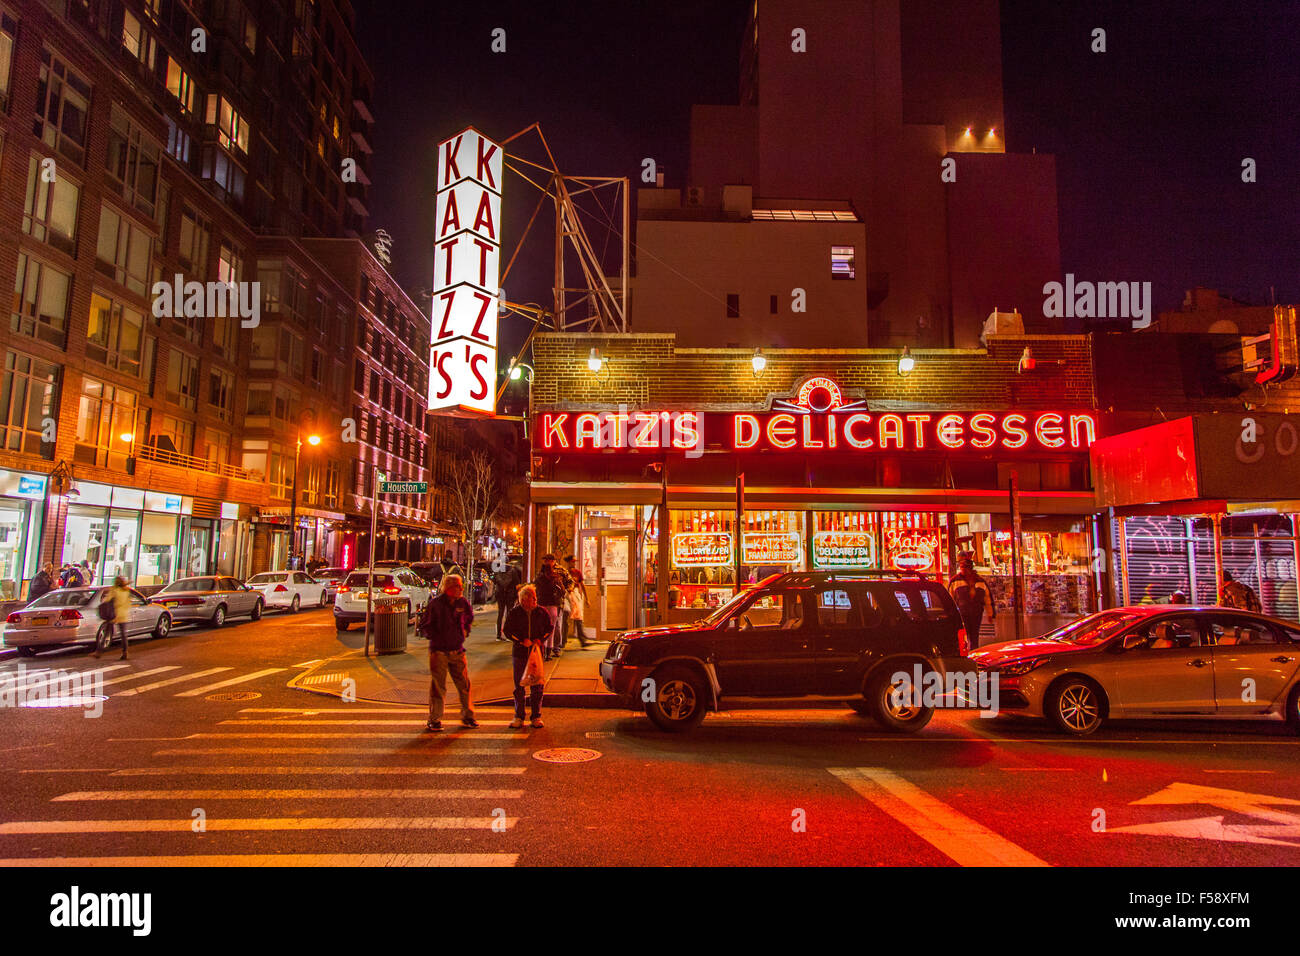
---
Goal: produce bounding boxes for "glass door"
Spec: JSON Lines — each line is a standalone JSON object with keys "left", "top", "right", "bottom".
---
{"left": 0, "top": 501, "right": 30, "bottom": 601}
{"left": 580, "top": 530, "right": 634, "bottom": 639}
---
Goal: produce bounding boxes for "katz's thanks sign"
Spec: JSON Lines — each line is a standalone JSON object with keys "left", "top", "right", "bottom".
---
{"left": 429, "top": 127, "right": 503, "bottom": 415}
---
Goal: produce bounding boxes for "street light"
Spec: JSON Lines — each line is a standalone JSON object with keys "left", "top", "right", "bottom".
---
{"left": 751, "top": 347, "right": 767, "bottom": 375}
{"left": 897, "top": 347, "right": 915, "bottom": 376}
{"left": 288, "top": 428, "right": 322, "bottom": 569}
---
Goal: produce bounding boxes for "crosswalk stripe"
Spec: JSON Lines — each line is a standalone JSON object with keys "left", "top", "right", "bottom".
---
{"left": 95, "top": 667, "right": 181, "bottom": 689}
{"left": 154, "top": 747, "right": 531, "bottom": 755}
{"left": 0, "top": 817, "right": 517, "bottom": 833}
{"left": 219, "top": 719, "right": 515, "bottom": 726}
{"left": 8, "top": 665, "right": 130, "bottom": 689}
{"left": 829, "top": 767, "right": 1050, "bottom": 867}
{"left": 115, "top": 667, "right": 232, "bottom": 697}
{"left": 237, "top": 707, "right": 515, "bottom": 714}
{"left": 0, "top": 853, "right": 517, "bottom": 866}
{"left": 175, "top": 668, "right": 285, "bottom": 697}
{"left": 54, "top": 789, "right": 523, "bottom": 800}
{"left": 106, "top": 766, "right": 525, "bottom": 776}
{"left": 186, "top": 732, "right": 527, "bottom": 739}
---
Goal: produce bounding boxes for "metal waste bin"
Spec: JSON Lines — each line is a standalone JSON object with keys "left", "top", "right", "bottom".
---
{"left": 372, "top": 597, "right": 410, "bottom": 654}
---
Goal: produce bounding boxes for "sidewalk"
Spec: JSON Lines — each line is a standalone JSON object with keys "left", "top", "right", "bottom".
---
{"left": 289, "top": 610, "right": 624, "bottom": 708}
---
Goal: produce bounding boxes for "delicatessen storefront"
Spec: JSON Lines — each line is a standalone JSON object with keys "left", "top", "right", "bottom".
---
{"left": 529, "top": 369, "right": 1104, "bottom": 642}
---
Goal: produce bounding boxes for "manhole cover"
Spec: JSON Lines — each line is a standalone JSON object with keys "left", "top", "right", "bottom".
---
{"left": 205, "top": 691, "right": 262, "bottom": 702}
{"left": 533, "top": 748, "right": 602, "bottom": 763}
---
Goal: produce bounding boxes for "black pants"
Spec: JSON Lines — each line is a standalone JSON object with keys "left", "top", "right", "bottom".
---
{"left": 512, "top": 650, "right": 543, "bottom": 720}
{"left": 496, "top": 598, "right": 515, "bottom": 637}
{"left": 961, "top": 608, "right": 984, "bottom": 649}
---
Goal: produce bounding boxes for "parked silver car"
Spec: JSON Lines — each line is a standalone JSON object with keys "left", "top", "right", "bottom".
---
{"left": 150, "top": 575, "right": 264, "bottom": 627}
{"left": 3, "top": 587, "right": 172, "bottom": 656}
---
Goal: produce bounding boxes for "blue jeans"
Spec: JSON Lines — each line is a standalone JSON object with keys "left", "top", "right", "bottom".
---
{"left": 512, "top": 650, "right": 543, "bottom": 720}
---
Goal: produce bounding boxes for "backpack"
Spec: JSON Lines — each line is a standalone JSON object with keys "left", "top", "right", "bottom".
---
{"left": 98, "top": 595, "right": 117, "bottom": 622}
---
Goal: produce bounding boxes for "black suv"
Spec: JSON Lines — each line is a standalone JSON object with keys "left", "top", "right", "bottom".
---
{"left": 600, "top": 571, "right": 973, "bottom": 733}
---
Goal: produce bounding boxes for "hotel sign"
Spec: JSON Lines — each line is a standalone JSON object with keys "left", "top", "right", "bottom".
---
{"left": 429, "top": 127, "right": 503, "bottom": 415}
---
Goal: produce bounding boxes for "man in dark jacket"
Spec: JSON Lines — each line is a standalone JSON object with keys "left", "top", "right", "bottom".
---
{"left": 503, "top": 583, "right": 552, "bottom": 728}
{"left": 493, "top": 562, "right": 522, "bottom": 641}
{"left": 533, "top": 553, "right": 565, "bottom": 661}
{"left": 419, "top": 574, "right": 477, "bottom": 732}
{"left": 27, "top": 563, "right": 56, "bottom": 603}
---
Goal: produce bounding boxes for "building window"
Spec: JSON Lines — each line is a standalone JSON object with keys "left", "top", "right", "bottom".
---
{"left": 23, "top": 153, "right": 80, "bottom": 255}
{"left": 87, "top": 292, "right": 146, "bottom": 377}
{"left": 212, "top": 315, "right": 237, "bottom": 361}
{"left": 157, "top": 415, "right": 195, "bottom": 456}
{"left": 121, "top": 9, "right": 157, "bottom": 68}
{"left": 217, "top": 242, "right": 242, "bottom": 284}
{"left": 106, "top": 106, "right": 161, "bottom": 216}
{"left": 34, "top": 50, "right": 91, "bottom": 166}
{"left": 74, "top": 377, "right": 139, "bottom": 469}
{"left": 246, "top": 384, "right": 271, "bottom": 417}
{"left": 831, "top": 245, "right": 856, "bottom": 280}
{"left": 165, "top": 117, "right": 191, "bottom": 163}
{"left": 204, "top": 94, "right": 249, "bottom": 153}
{"left": 12, "top": 253, "right": 71, "bottom": 347}
{"left": 166, "top": 348, "right": 200, "bottom": 411}
{"left": 201, "top": 146, "right": 246, "bottom": 202}
{"left": 95, "top": 205, "right": 152, "bottom": 296}
{"left": 0, "top": 12, "right": 17, "bottom": 111}
{"left": 165, "top": 56, "right": 196, "bottom": 114}
{"left": 0, "top": 350, "right": 60, "bottom": 458}
{"left": 178, "top": 207, "right": 210, "bottom": 276}
{"left": 204, "top": 428, "right": 231, "bottom": 467}
{"left": 208, "top": 366, "right": 234, "bottom": 420}
{"left": 726, "top": 293, "right": 740, "bottom": 318}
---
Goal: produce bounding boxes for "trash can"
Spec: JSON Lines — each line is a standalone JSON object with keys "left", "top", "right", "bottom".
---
{"left": 372, "top": 597, "right": 410, "bottom": 654}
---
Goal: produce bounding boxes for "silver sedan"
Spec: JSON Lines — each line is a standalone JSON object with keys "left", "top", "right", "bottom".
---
{"left": 3, "top": 587, "right": 172, "bottom": 656}
{"left": 149, "top": 576, "right": 265, "bottom": 628}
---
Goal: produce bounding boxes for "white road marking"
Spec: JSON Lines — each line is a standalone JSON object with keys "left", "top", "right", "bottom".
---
{"left": 237, "top": 707, "right": 515, "bottom": 714}
{"left": 53, "top": 788, "right": 523, "bottom": 801}
{"left": 187, "top": 732, "right": 527, "bottom": 739}
{"left": 0, "top": 817, "right": 517, "bottom": 834}
{"left": 94, "top": 666, "right": 181, "bottom": 688}
{"left": 0, "top": 853, "right": 516, "bottom": 866}
{"left": 219, "top": 719, "right": 514, "bottom": 726}
{"left": 175, "top": 668, "right": 286, "bottom": 696}
{"left": 153, "top": 747, "right": 530, "bottom": 756}
{"left": 10, "top": 665, "right": 130, "bottom": 689}
{"left": 829, "top": 767, "right": 1050, "bottom": 867}
{"left": 107, "top": 766, "right": 525, "bottom": 776}
{"left": 115, "top": 668, "right": 232, "bottom": 697}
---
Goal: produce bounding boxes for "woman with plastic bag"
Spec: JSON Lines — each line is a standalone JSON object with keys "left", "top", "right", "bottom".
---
{"left": 503, "top": 584, "right": 551, "bottom": 728}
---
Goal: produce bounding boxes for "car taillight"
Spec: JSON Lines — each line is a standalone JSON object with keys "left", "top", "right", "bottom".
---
{"left": 59, "top": 609, "right": 82, "bottom": 621}
{"left": 177, "top": 597, "right": 204, "bottom": 606}
{"left": 957, "top": 626, "right": 970, "bottom": 656}
{"left": 382, "top": 587, "right": 401, "bottom": 595}
{"left": 273, "top": 584, "right": 289, "bottom": 592}
{"left": 338, "top": 585, "right": 351, "bottom": 593}
{"left": 5, "top": 612, "right": 19, "bottom": 624}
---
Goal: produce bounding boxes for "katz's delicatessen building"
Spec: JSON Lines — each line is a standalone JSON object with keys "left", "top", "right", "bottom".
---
{"left": 527, "top": 333, "right": 1106, "bottom": 642}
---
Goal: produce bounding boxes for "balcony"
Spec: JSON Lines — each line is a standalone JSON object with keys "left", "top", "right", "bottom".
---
{"left": 136, "top": 443, "right": 253, "bottom": 481}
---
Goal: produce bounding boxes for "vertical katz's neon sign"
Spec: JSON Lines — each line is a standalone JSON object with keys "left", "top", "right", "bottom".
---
{"left": 429, "top": 128, "right": 503, "bottom": 415}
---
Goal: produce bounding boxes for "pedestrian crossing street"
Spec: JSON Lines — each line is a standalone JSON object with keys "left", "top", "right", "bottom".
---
{"left": 0, "top": 702, "right": 529, "bottom": 866}
{"left": 0, "top": 660, "right": 287, "bottom": 699}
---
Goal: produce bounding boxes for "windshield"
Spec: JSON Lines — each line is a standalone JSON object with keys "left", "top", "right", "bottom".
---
{"left": 161, "top": 578, "right": 214, "bottom": 593}
{"left": 1043, "top": 610, "right": 1143, "bottom": 647}
{"left": 27, "top": 588, "right": 105, "bottom": 608}
{"left": 247, "top": 573, "right": 283, "bottom": 584}
{"left": 700, "top": 588, "right": 758, "bottom": 626}
{"left": 344, "top": 573, "right": 394, "bottom": 587}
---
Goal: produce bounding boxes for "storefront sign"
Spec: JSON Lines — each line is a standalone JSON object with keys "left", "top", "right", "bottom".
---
{"left": 14, "top": 474, "right": 46, "bottom": 499}
{"left": 537, "top": 409, "right": 1096, "bottom": 453}
{"left": 813, "top": 530, "right": 877, "bottom": 568}
{"left": 742, "top": 531, "right": 801, "bottom": 564}
{"left": 672, "top": 532, "right": 732, "bottom": 566}
{"left": 144, "top": 492, "right": 182, "bottom": 513}
{"left": 884, "top": 528, "right": 941, "bottom": 572}
{"left": 429, "top": 127, "right": 502, "bottom": 416}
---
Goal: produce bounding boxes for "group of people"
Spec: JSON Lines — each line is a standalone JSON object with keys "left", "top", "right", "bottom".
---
{"left": 417, "top": 552, "right": 604, "bottom": 733}
{"left": 26, "top": 561, "right": 93, "bottom": 602}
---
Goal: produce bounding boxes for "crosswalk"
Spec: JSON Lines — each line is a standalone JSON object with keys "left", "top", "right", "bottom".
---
{"left": 0, "top": 661, "right": 285, "bottom": 699}
{"left": 0, "top": 704, "right": 527, "bottom": 866}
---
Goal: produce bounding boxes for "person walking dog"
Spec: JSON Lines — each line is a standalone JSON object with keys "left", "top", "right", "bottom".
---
{"left": 503, "top": 584, "right": 551, "bottom": 728}
{"left": 420, "top": 574, "right": 478, "bottom": 732}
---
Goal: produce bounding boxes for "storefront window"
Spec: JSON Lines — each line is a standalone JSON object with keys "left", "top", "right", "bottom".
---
{"left": 0, "top": 500, "right": 30, "bottom": 600}
{"left": 137, "top": 512, "right": 178, "bottom": 587}
{"left": 665, "top": 509, "right": 806, "bottom": 615}
{"left": 101, "top": 509, "right": 139, "bottom": 585}
{"left": 63, "top": 505, "right": 106, "bottom": 582}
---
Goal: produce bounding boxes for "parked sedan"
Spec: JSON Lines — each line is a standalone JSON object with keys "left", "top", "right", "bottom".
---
{"left": 3, "top": 587, "right": 172, "bottom": 656}
{"left": 150, "top": 575, "right": 264, "bottom": 628}
{"left": 970, "top": 606, "right": 1300, "bottom": 735}
{"left": 247, "top": 571, "right": 329, "bottom": 612}
{"left": 312, "top": 567, "right": 351, "bottom": 599}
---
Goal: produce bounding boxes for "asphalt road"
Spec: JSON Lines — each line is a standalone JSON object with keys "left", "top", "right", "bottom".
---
{"left": 1, "top": 607, "right": 1298, "bottom": 868}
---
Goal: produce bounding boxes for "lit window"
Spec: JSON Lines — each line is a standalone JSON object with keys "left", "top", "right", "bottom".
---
{"left": 0, "top": 12, "right": 17, "bottom": 110}
{"left": 166, "top": 57, "right": 196, "bottom": 114}
{"left": 831, "top": 246, "right": 856, "bottom": 280}
{"left": 122, "top": 11, "right": 157, "bottom": 68}
{"left": 205, "top": 94, "right": 249, "bottom": 153}
{"left": 23, "top": 154, "right": 81, "bottom": 255}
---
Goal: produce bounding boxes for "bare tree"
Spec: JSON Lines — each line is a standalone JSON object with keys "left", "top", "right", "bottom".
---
{"left": 446, "top": 447, "right": 502, "bottom": 572}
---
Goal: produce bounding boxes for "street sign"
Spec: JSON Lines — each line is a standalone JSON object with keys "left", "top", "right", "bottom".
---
{"left": 379, "top": 481, "right": 428, "bottom": 494}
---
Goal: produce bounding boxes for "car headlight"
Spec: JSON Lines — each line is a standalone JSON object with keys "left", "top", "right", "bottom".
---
{"left": 999, "top": 658, "right": 1050, "bottom": 677}
{"left": 609, "top": 642, "right": 628, "bottom": 662}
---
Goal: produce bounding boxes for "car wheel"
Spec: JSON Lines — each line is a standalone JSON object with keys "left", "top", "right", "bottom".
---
{"left": 1046, "top": 676, "right": 1105, "bottom": 736}
{"left": 153, "top": 613, "right": 172, "bottom": 639}
{"left": 319, "top": 590, "right": 328, "bottom": 608}
{"left": 290, "top": 594, "right": 301, "bottom": 614}
{"left": 335, "top": 619, "right": 349, "bottom": 632}
{"left": 1286, "top": 684, "right": 1300, "bottom": 735}
{"left": 866, "top": 665, "right": 935, "bottom": 733}
{"left": 16, "top": 646, "right": 37, "bottom": 658}
{"left": 96, "top": 623, "right": 114, "bottom": 650}
{"left": 644, "top": 664, "right": 708, "bottom": 733}
{"left": 211, "top": 604, "right": 227, "bottom": 628}
{"left": 250, "top": 600, "right": 264, "bottom": 622}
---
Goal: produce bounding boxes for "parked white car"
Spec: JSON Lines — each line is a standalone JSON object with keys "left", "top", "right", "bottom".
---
{"left": 246, "top": 571, "right": 329, "bottom": 612}
{"left": 332, "top": 569, "right": 432, "bottom": 631}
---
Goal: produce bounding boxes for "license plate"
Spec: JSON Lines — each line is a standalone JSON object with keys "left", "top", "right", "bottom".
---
{"left": 30, "top": 616, "right": 49, "bottom": 626}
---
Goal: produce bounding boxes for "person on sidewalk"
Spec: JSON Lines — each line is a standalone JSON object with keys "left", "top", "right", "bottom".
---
{"left": 1219, "top": 570, "right": 1262, "bottom": 612}
{"left": 948, "top": 555, "right": 994, "bottom": 650}
{"left": 503, "top": 583, "right": 551, "bottom": 729}
{"left": 493, "top": 561, "right": 521, "bottom": 641}
{"left": 564, "top": 560, "right": 593, "bottom": 648}
{"left": 27, "top": 563, "right": 56, "bottom": 604}
{"left": 420, "top": 573, "right": 478, "bottom": 732}
{"left": 94, "top": 577, "right": 132, "bottom": 660}
{"left": 534, "top": 553, "right": 566, "bottom": 662}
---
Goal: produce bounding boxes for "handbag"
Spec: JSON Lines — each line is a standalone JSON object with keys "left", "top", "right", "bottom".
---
{"left": 519, "top": 644, "right": 545, "bottom": 687}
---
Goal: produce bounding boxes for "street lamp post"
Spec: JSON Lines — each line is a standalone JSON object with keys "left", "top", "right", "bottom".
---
{"left": 289, "top": 431, "right": 322, "bottom": 569}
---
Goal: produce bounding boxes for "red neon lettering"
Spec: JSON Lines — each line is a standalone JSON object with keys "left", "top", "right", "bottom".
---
{"left": 936, "top": 414, "right": 965, "bottom": 449}
{"left": 673, "top": 413, "right": 701, "bottom": 449}
{"left": 1001, "top": 413, "right": 1028, "bottom": 449}
{"left": 632, "top": 413, "right": 660, "bottom": 448}
{"left": 575, "top": 414, "right": 601, "bottom": 448}
{"left": 1034, "top": 413, "right": 1065, "bottom": 448}
{"left": 472, "top": 237, "right": 494, "bottom": 287}
{"left": 969, "top": 413, "right": 997, "bottom": 448}
{"left": 470, "top": 291, "right": 493, "bottom": 341}
{"left": 767, "top": 413, "right": 797, "bottom": 449}
{"left": 801, "top": 414, "right": 823, "bottom": 449}
{"left": 473, "top": 191, "right": 496, "bottom": 239}
{"left": 476, "top": 139, "right": 498, "bottom": 190}
{"left": 906, "top": 414, "right": 931, "bottom": 448}
{"left": 734, "top": 414, "right": 759, "bottom": 449}
{"left": 826, "top": 414, "right": 838, "bottom": 449}
{"left": 844, "top": 414, "right": 873, "bottom": 449}
{"left": 434, "top": 352, "right": 453, "bottom": 400}
{"left": 442, "top": 135, "right": 462, "bottom": 183}
{"left": 468, "top": 347, "right": 489, "bottom": 401}
{"left": 607, "top": 412, "right": 630, "bottom": 447}
{"left": 439, "top": 190, "right": 460, "bottom": 238}
{"left": 878, "top": 414, "right": 904, "bottom": 450}
{"left": 543, "top": 413, "right": 569, "bottom": 449}
{"left": 1069, "top": 413, "right": 1097, "bottom": 448}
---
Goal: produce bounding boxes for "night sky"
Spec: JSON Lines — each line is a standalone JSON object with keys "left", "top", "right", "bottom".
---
{"left": 354, "top": 0, "right": 1299, "bottom": 356}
